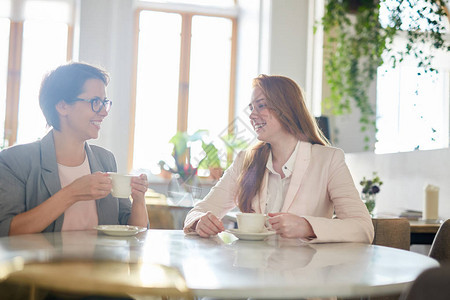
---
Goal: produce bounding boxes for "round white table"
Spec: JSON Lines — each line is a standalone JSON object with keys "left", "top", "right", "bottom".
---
{"left": 0, "top": 229, "right": 439, "bottom": 299}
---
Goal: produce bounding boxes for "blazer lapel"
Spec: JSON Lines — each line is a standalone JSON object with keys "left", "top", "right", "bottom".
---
{"left": 85, "top": 143, "right": 109, "bottom": 223}
{"left": 281, "top": 142, "right": 311, "bottom": 212}
{"left": 41, "top": 131, "right": 61, "bottom": 197}
{"left": 40, "top": 130, "right": 65, "bottom": 230}
{"left": 85, "top": 143, "right": 102, "bottom": 173}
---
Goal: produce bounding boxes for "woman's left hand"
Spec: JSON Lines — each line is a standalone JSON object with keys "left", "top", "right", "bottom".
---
{"left": 268, "top": 212, "right": 316, "bottom": 239}
{"left": 130, "top": 174, "right": 148, "bottom": 203}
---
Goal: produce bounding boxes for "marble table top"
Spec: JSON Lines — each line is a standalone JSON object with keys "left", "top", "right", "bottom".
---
{"left": 0, "top": 229, "right": 439, "bottom": 298}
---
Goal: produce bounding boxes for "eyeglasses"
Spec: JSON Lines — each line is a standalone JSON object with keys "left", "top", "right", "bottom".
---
{"left": 248, "top": 101, "right": 268, "bottom": 114}
{"left": 72, "top": 97, "right": 113, "bottom": 113}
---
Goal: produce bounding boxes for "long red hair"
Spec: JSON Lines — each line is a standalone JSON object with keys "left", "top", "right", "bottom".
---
{"left": 236, "top": 75, "right": 329, "bottom": 212}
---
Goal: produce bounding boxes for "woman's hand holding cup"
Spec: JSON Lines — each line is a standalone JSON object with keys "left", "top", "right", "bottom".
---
{"left": 65, "top": 172, "right": 112, "bottom": 202}
{"left": 268, "top": 212, "right": 316, "bottom": 239}
{"left": 195, "top": 211, "right": 225, "bottom": 238}
{"left": 130, "top": 174, "right": 148, "bottom": 203}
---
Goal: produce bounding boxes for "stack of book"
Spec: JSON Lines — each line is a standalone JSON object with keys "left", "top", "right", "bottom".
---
{"left": 399, "top": 210, "right": 422, "bottom": 220}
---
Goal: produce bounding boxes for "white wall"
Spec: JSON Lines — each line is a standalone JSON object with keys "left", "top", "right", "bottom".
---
{"left": 234, "top": 0, "right": 261, "bottom": 121}
{"left": 76, "top": 0, "right": 136, "bottom": 173}
{"left": 268, "top": 0, "right": 309, "bottom": 89}
{"left": 346, "top": 149, "right": 450, "bottom": 219}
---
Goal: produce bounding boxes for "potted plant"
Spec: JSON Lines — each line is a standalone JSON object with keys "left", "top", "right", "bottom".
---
{"left": 197, "top": 133, "right": 250, "bottom": 180}
{"left": 321, "top": 0, "right": 450, "bottom": 149}
{"left": 159, "top": 130, "right": 251, "bottom": 198}
{"left": 158, "top": 130, "right": 207, "bottom": 200}
{"left": 198, "top": 141, "right": 224, "bottom": 180}
{"left": 360, "top": 172, "right": 383, "bottom": 215}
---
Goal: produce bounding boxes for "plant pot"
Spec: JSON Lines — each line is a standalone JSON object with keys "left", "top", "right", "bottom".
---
{"left": 208, "top": 167, "right": 224, "bottom": 181}
{"left": 362, "top": 193, "right": 376, "bottom": 216}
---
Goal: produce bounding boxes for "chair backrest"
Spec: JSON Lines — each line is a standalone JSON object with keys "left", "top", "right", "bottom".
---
{"left": 372, "top": 218, "right": 410, "bottom": 250}
{"left": 400, "top": 266, "right": 450, "bottom": 300}
{"left": 429, "top": 219, "right": 450, "bottom": 264}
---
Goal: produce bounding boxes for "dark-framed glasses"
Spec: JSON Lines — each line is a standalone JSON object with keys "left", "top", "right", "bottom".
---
{"left": 72, "top": 97, "right": 113, "bottom": 113}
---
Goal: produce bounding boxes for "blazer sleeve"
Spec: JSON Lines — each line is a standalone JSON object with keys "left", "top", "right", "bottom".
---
{"left": 0, "top": 149, "right": 27, "bottom": 237}
{"left": 303, "top": 148, "right": 374, "bottom": 244}
{"left": 183, "top": 151, "right": 245, "bottom": 233}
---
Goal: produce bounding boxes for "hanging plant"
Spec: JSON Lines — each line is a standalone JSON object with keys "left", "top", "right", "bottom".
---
{"left": 322, "top": 0, "right": 450, "bottom": 149}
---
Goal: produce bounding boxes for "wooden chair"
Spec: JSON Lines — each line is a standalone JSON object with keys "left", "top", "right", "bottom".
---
{"left": 429, "top": 219, "right": 450, "bottom": 264}
{"left": 400, "top": 266, "right": 450, "bottom": 300}
{"left": 146, "top": 191, "right": 176, "bottom": 229}
{"left": 372, "top": 218, "right": 411, "bottom": 250}
{"left": 357, "top": 219, "right": 411, "bottom": 300}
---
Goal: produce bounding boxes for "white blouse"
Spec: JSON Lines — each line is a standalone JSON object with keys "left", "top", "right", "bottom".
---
{"left": 265, "top": 141, "right": 299, "bottom": 213}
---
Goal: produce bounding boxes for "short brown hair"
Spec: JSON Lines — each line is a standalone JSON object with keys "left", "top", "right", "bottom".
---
{"left": 39, "top": 62, "right": 109, "bottom": 131}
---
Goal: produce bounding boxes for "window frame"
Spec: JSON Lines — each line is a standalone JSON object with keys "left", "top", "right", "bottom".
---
{"left": 3, "top": 4, "right": 74, "bottom": 147}
{"left": 128, "top": 6, "right": 238, "bottom": 171}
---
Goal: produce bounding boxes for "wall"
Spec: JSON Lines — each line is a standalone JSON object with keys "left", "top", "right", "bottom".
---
{"left": 345, "top": 148, "right": 450, "bottom": 219}
{"left": 77, "top": 0, "right": 134, "bottom": 173}
{"left": 268, "top": 0, "right": 309, "bottom": 89}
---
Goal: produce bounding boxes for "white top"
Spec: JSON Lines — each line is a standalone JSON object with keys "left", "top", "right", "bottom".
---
{"left": 59, "top": 155, "right": 98, "bottom": 231}
{"left": 265, "top": 141, "right": 299, "bottom": 213}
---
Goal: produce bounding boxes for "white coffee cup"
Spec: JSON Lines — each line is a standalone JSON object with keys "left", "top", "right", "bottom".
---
{"left": 236, "top": 213, "right": 267, "bottom": 233}
{"left": 108, "top": 173, "right": 134, "bottom": 198}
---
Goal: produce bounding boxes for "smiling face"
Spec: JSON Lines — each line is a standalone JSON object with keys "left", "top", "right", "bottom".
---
{"left": 57, "top": 78, "right": 108, "bottom": 142}
{"left": 249, "top": 86, "right": 287, "bottom": 144}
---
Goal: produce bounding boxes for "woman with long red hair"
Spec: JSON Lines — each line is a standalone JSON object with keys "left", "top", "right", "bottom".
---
{"left": 184, "top": 75, "right": 373, "bottom": 243}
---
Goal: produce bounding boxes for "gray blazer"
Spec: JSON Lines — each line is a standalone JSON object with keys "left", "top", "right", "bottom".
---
{"left": 0, "top": 131, "right": 131, "bottom": 236}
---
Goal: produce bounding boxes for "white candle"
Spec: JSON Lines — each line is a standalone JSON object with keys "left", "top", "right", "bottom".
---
{"left": 423, "top": 184, "right": 439, "bottom": 220}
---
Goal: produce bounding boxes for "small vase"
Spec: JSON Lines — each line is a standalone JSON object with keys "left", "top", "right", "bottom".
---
{"left": 362, "top": 193, "right": 376, "bottom": 216}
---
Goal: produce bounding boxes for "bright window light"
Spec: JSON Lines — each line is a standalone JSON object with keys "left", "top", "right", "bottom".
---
{"left": 24, "top": 0, "right": 72, "bottom": 23}
{"left": 16, "top": 17, "right": 69, "bottom": 144}
{"left": 376, "top": 65, "right": 449, "bottom": 153}
{"left": 133, "top": 11, "right": 181, "bottom": 170}
{"left": 139, "top": 0, "right": 235, "bottom": 8}
{"left": 376, "top": 1, "right": 450, "bottom": 154}
{"left": 0, "top": 18, "right": 10, "bottom": 146}
{"left": 187, "top": 15, "right": 232, "bottom": 166}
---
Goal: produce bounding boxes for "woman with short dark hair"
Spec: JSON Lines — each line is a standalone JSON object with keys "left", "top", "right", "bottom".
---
{"left": 0, "top": 62, "right": 149, "bottom": 236}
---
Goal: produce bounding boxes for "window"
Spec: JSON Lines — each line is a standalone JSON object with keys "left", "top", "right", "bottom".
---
{"left": 1, "top": 0, "right": 73, "bottom": 147}
{"left": 141, "top": 0, "right": 235, "bottom": 7}
{"left": 131, "top": 5, "right": 237, "bottom": 172}
{"left": 376, "top": 2, "right": 450, "bottom": 154}
{"left": 0, "top": 18, "right": 10, "bottom": 148}
{"left": 376, "top": 64, "right": 450, "bottom": 153}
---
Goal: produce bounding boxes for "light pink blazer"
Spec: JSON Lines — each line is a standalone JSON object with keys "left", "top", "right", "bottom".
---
{"left": 184, "top": 142, "right": 374, "bottom": 244}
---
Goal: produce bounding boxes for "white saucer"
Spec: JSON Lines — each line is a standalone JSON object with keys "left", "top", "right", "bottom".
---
{"left": 95, "top": 225, "right": 147, "bottom": 236}
{"left": 226, "top": 229, "right": 276, "bottom": 241}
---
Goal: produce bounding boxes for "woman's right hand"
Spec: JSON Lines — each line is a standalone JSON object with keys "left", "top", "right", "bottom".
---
{"left": 65, "top": 172, "right": 112, "bottom": 203}
{"left": 195, "top": 211, "right": 225, "bottom": 238}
